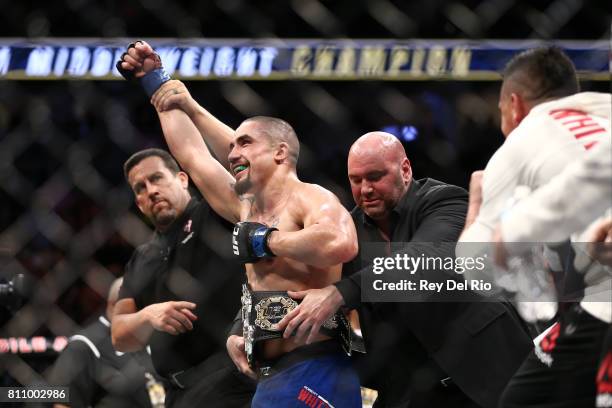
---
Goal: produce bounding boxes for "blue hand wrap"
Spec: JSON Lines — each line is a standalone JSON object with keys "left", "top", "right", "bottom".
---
{"left": 140, "top": 68, "right": 171, "bottom": 97}
{"left": 252, "top": 227, "right": 272, "bottom": 258}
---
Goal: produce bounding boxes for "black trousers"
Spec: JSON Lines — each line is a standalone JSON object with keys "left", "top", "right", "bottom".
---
{"left": 165, "top": 365, "right": 255, "bottom": 408}
{"left": 501, "top": 304, "right": 609, "bottom": 408}
{"left": 372, "top": 381, "right": 481, "bottom": 408}
{"left": 596, "top": 325, "right": 612, "bottom": 408}
{"left": 355, "top": 351, "right": 481, "bottom": 408}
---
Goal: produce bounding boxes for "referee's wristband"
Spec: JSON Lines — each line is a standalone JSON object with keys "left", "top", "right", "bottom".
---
{"left": 140, "top": 68, "right": 171, "bottom": 97}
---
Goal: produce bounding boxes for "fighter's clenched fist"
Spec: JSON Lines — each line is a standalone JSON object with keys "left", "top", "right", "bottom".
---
{"left": 116, "top": 40, "right": 170, "bottom": 96}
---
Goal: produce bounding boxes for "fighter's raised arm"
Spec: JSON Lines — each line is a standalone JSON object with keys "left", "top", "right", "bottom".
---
{"left": 156, "top": 109, "right": 240, "bottom": 222}
{"left": 120, "top": 41, "right": 234, "bottom": 167}
{"left": 117, "top": 42, "right": 241, "bottom": 223}
{"left": 152, "top": 80, "right": 234, "bottom": 168}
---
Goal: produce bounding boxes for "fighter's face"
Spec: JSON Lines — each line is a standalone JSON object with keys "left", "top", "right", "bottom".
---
{"left": 228, "top": 122, "right": 275, "bottom": 195}
{"left": 348, "top": 151, "right": 410, "bottom": 221}
{"left": 128, "top": 156, "right": 189, "bottom": 230}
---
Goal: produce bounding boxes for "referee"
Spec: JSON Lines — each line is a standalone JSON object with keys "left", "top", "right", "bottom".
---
{"left": 111, "top": 149, "right": 255, "bottom": 407}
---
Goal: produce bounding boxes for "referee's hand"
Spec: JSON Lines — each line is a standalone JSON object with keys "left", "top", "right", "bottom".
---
{"left": 144, "top": 301, "right": 197, "bottom": 335}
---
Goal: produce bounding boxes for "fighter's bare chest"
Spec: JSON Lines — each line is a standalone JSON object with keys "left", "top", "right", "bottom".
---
{"left": 239, "top": 200, "right": 301, "bottom": 231}
{"left": 244, "top": 213, "right": 300, "bottom": 232}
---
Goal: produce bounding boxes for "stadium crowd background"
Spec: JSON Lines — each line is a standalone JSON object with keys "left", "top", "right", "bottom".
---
{"left": 0, "top": 0, "right": 610, "bottom": 394}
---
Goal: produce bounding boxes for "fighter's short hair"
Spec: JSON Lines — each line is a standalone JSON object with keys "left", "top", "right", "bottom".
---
{"left": 243, "top": 116, "right": 300, "bottom": 166}
{"left": 502, "top": 46, "right": 579, "bottom": 102}
{"left": 123, "top": 148, "right": 181, "bottom": 181}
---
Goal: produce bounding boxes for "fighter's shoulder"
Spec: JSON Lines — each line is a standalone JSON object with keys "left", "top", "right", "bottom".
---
{"left": 289, "top": 183, "right": 344, "bottom": 221}
{"left": 294, "top": 182, "right": 341, "bottom": 205}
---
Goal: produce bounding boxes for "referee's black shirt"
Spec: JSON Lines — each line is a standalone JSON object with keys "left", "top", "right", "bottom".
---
{"left": 119, "top": 198, "right": 245, "bottom": 377}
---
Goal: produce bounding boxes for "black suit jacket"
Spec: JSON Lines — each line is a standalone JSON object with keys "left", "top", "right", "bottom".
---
{"left": 336, "top": 178, "right": 533, "bottom": 408}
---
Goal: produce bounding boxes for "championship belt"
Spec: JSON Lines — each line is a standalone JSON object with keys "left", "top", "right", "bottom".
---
{"left": 241, "top": 284, "right": 351, "bottom": 368}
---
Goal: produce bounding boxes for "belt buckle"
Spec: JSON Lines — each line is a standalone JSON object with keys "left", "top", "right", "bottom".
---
{"left": 254, "top": 296, "right": 298, "bottom": 331}
{"left": 259, "top": 366, "right": 271, "bottom": 378}
{"left": 440, "top": 376, "right": 452, "bottom": 387}
{"left": 169, "top": 370, "right": 185, "bottom": 389}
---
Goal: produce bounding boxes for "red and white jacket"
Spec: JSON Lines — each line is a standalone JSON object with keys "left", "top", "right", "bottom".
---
{"left": 458, "top": 92, "right": 611, "bottom": 322}
{"left": 462, "top": 92, "right": 610, "bottom": 243}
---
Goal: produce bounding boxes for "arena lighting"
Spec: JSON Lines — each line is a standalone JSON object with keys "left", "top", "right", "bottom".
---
{"left": 0, "top": 336, "right": 68, "bottom": 355}
{"left": 0, "top": 39, "right": 607, "bottom": 80}
{"left": 381, "top": 125, "right": 418, "bottom": 142}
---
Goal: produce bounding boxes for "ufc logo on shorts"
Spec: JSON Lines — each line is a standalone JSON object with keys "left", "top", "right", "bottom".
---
{"left": 232, "top": 226, "right": 240, "bottom": 255}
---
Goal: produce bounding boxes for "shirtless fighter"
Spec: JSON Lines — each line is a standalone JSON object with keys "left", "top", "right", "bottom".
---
{"left": 117, "top": 41, "right": 361, "bottom": 407}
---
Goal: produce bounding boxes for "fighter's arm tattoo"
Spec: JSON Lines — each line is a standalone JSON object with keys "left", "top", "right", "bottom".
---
{"left": 233, "top": 184, "right": 256, "bottom": 219}
{"left": 268, "top": 217, "right": 280, "bottom": 228}
{"left": 230, "top": 182, "right": 281, "bottom": 227}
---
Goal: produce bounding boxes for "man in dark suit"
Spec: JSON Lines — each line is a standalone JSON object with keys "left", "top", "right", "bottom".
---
{"left": 277, "top": 132, "right": 533, "bottom": 407}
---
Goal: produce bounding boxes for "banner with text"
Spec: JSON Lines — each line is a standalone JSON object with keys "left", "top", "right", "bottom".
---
{"left": 0, "top": 39, "right": 608, "bottom": 80}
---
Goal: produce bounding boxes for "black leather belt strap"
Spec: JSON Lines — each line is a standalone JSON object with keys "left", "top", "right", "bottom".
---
{"left": 166, "top": 352, "right": 230, "bottom": 389}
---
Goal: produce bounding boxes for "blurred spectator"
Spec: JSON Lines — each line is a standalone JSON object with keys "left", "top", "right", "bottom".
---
{"left": 47, "top": 278, "right": 159, "bottom": 408}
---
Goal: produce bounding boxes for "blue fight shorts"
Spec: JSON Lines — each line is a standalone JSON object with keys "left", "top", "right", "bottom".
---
{"left": 251, "top": 341, "right": 361, "bottom": 408}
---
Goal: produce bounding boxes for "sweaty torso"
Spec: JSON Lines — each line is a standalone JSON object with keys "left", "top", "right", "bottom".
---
{"left": 239, "top": 181, "right": 342, "bottom": 357}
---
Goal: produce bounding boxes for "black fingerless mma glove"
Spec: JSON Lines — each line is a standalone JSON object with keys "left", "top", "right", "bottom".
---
{"left": 115, "top": 41, "right": 171, "bottom": 97}
{"left": 232, "top": 222, "right": 278, "bottom": 264}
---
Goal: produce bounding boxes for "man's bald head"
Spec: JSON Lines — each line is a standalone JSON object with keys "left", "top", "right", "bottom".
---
{"left": 349, "top": 132, "right": 408, "bottom": 163}
{"left": 347, "top": 132, "right": 412, "bottom": 223}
